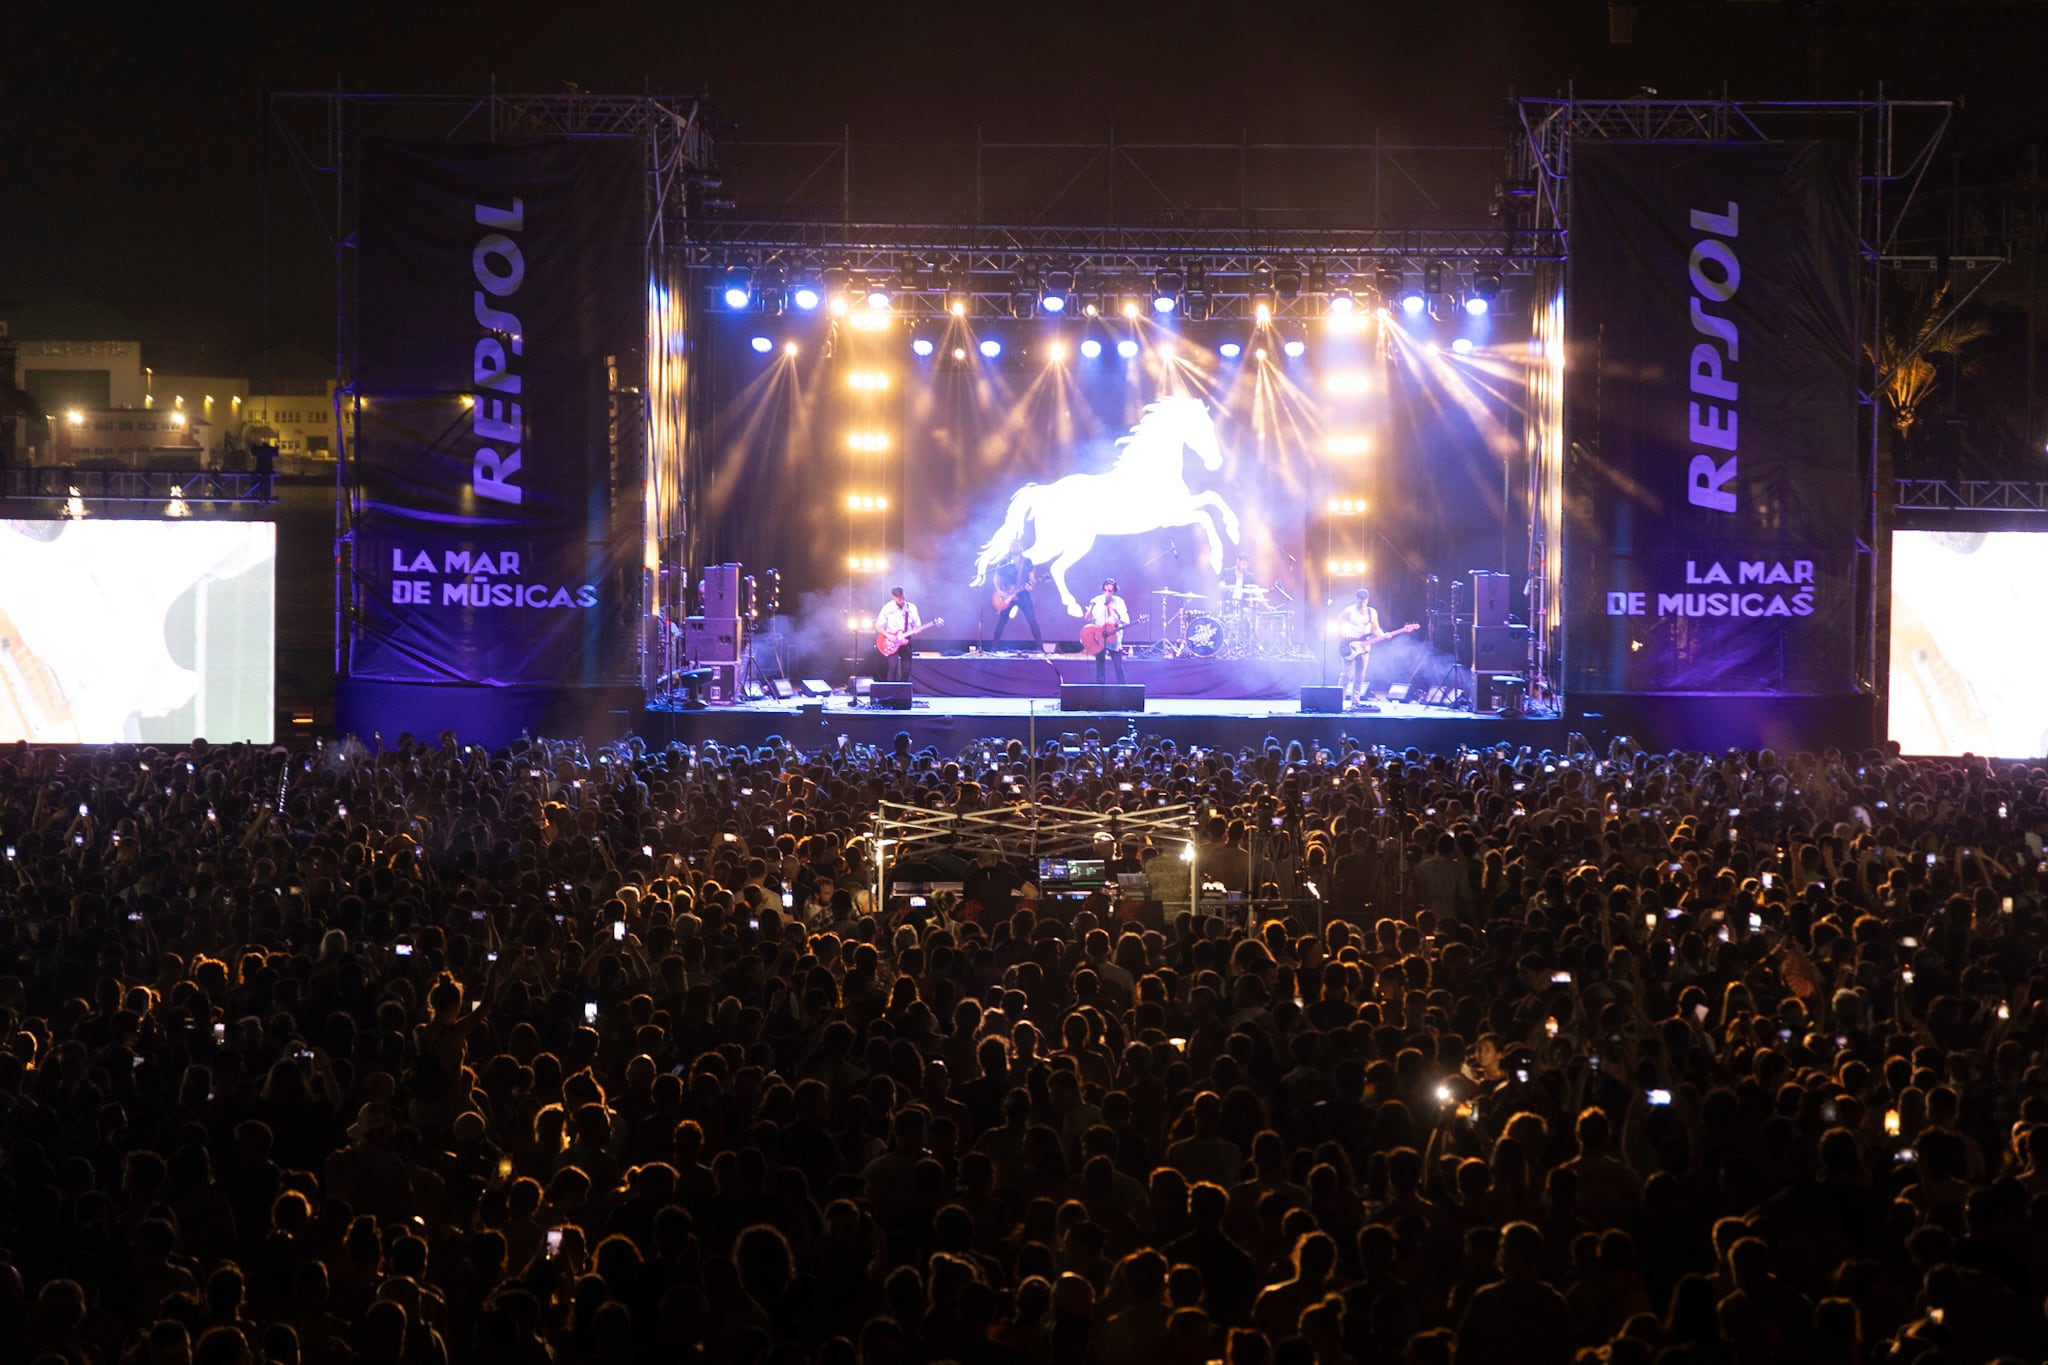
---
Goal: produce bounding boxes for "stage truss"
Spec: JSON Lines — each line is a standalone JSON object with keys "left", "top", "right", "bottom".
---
{"left": 1510, "top": 92, "right": 2006, "bottom": 704}
{"left": 265, "top": 91, "right": 712, "bottom": 682}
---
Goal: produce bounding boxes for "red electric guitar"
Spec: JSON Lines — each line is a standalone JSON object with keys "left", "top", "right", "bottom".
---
{"left": 1341, "top": 621, "right": 1420, "bottom": 662}
{"left": 876, "top": 616, "right": 944, "bottom": 657}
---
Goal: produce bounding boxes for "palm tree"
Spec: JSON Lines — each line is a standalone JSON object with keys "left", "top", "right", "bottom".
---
{"left": 1870, "top": 279, "right": 1990, "bottom": 441}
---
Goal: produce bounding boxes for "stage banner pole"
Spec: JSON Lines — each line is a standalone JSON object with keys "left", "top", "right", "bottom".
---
{"left": 348, "top": 137, "right": 645, "bottom": 686}
{"left": 1563, "top": 141, "right": 1859, "bottom": 695}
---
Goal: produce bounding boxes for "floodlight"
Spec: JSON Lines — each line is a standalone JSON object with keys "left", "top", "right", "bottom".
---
{"left": 979, "top": 339, "right": 1002, "bottom": 358}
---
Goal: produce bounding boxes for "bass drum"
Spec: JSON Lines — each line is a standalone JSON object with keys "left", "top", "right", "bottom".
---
{"left": 1182, "top": 613, "right": 1224, "bottom": 658}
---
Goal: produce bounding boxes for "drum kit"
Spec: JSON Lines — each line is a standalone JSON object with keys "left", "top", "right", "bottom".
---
{"left": 1155, "top": 586, "right": 1300, "bottom": 659}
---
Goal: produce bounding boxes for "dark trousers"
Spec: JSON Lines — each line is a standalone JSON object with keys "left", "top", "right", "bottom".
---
{"left": 882, "top": 650, "right": 911, "bottom": 683}
{"left": 990, "top": 592, "right": 1042, "bottom": 649}
{"left": 1095, "top": 647, "right": 1126, "bottom": 684}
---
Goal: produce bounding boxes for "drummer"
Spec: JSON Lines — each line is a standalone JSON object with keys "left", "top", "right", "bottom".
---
{"left": 1220, "top": 552, "right": 1257, "bottom": 603}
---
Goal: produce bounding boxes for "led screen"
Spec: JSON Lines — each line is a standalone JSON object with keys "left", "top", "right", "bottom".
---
{"left": 0, "top": 520, "right": 275, "bottom": 743}
{"left": 1890, "top": 529, "right": 2048, "bottom": 757}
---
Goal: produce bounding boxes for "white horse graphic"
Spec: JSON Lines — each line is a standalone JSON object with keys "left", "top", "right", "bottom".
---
{"left": 970, "top": 396, "right": 1242, "bottom": 617}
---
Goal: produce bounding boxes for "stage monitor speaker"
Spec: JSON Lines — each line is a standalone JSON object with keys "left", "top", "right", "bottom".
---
{"left": 1386, "top": 684, "right": 1411, "bottom": 702}
{"left": 1299, "top": 685, "right": 1345, "bottom": 714}
{"left": 1060, "top": 684, "right": 1144, "bottom": 712}
{"left": 1471, "top": 623, "right": 1529, "bottom": 673}
{"left": 1470, "top": 571, "right": 1512, "bottom": 626}
{"left": 870, "top": 682, "right": 913, "bottom": 710}
{"left": 768, "top": 678, "right": 796, "bottom": 700}
{"left": 798, "top": 679, "right": 832, "bottom": 697}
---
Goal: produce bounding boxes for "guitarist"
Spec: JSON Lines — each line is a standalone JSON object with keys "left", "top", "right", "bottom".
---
{"left": 1336, "top": 587, "right": 1382, "bottom": 710}
{"left": 875, "top": 586, "right": 922, "bottom": 684}
{"left": 1084, "top": 578, "right": 1131, "bottom": 684}
{"left": 988, "top": 541, "right": 1043, "bottom": 653}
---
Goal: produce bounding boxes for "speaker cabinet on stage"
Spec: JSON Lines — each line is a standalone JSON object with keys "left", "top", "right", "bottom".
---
{"left": 1471, "top": 624, "right": 1529, "bottom": 673}
{"left": 1060, "top": 684, "right": 1144, "bottom": 712}
{"left": 685, "top": 616, "right": 743, "bottom": 664}
{"left": 870, "top": 682, "right": 913, "bottom": 710}
{"left": 1299, "top": 686, "right": 1345, "bottom": 714}
{"left": 1470, "top": 571, "right": 1512, "bottom": 626}
{"left": 698, "top": 564, "right": 743, "bottom": 618}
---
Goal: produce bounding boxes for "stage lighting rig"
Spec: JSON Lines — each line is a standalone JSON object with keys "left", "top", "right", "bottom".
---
{"left": 721, "top": 265, "right": 753, "bottom": 309}
{"left": 944, "top": 268, "right": 971, "bottom": 317}
{"left": 757, "top": 265, "right": 787, "bottom": 314}
{"left": 1307, "top": 261, "right": 1329, "bottom": 296}
{"left": 1468, "top": 267, "right": 1502, "bottom": 315}
{"left": 1275, "top": 262, "right": 1304, "bottom": 299}
{"left": 1117, "top": 277, "right": 1144, "bottom": 319}
{"left": 792, "top": 257, "right": 824, "bottom": 311}
{"left": 1374, "top": 266, "right": 1401, "bottom": 308}
{"left": 1045, "top": 260, "right": 1076, "bottom": 306}
{"left": 1250, "top": 263, "right": 1275, "bottom": 321}
{"left": 1013, "top": 263, "right": 1041, "bottom": 319}
{"left": 1152, "top": 263, "right": 1184, "bottom": 315}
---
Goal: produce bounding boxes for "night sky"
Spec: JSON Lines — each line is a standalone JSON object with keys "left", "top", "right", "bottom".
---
{"left": 3, "top": 0, "right": 2044, "bottom": 353}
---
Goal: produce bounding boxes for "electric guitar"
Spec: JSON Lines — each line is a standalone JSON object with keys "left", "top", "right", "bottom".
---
{"left": 876, "top": 616, "right": 944, "bottom": 657}
{"left": 1341, "top": 621, "right": 1419, "bottom": 662}
{"left": 991, "top": 566, "right": 1043, "bottom": 613}
{"left": 1080, "top": 613, "right": 1147, "bottom": 655}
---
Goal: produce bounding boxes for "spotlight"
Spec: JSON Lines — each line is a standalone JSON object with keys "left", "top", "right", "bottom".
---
{"left": 1398, "top": 290, "right": 1427, "bottom": 317}
{"left": 1153, "top": 264, "right": 1183, "bottom": 314}
{"left": 952, "top": 346, "right": 968, "bottom": 360}
{"left": 945, "top": 270, "right": 971, "bottom": 316}
{"left": 1451, "top": 337, "right": 1475, "bottom": 355}
{"left": 1308, "top": 262, "right": 1331, "bottom": 295}
{"left": 783, "top": 341, "right": 799, "bottom": 356}
{"left": 1152, "top": 295, "right": 1176, "bottom": 315}
{"left": 1328, "top": 290, "right": 1356, "bottom": 315}
{"left": 1218, "top": 342, "right": 1242, "bottom": 359}
{"left": 1183, "top": 291, "right": 1210, "bottom": 321}
{"left": 1012, "top": 293, "right": 1037, "bottom": 321}
{"left": 1042, "top": 293, "right": 1067, "bottom": 314}
{"left": 1079, "top": 338, "right": 1103, "bottom": 359}
{"left": 979, "top": 339, "right": 1002, "bottom": 358}
{"left": 822, "top": 264, "right": 851, "bottom": 305}
{"left": 1251, "top": 263, "right": 1275, "bottom": 317}
{"left": 721, "top": 265, "right": 752, "bottom": 309}
{"left": 1047, "top": 342, "right": 1067, "bottom": 363}
{"left": 1423, "top": 261, "right": 1444, "bottom": 296}
{"left": 1013, "top": 263, "right": 1040, "bottom": 319}
{"left": 1471, "top": 268, "right": 1503, "bottom": 306}
{"left": 1374, "top": 267, "right": 1402, "bottom": 307}
{"left": 865, "top": 288, "right": 892, "bottom": 311}
{"left": 1282, "top": 339, "right": 1307, "bottom": 359}
{"left": 749, "top": 336, "right": 773, "bottom": 354}
{"left": 757, "top": 267, "right": 787, "bottom": 314}
{"left": 911, "top": 337, "right": 936, "bottom": 358}
{"left": 1464, "top": 295, "right": 1490, "bottom": 317}
{"left": 792, "top": 285, "right": 822, "bottom": 311}
{"left": 1116, "top": 339, "right": 1139, "bottom": 359}
{"left": 1045, "top": 262, "right": 1075, "bottom": 312}
{"left": 1275, "top": 262, "right": 1303, "bottom": 299}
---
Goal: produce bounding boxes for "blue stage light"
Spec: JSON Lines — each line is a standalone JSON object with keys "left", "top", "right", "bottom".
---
{"left": 1399, "top": 292, "right": 1426, "bottom": 317}
{"left": 1219, "top": 342, "right": 1242, "bottom": 359}
{"left": 792, "top": 286, "right": 821, "bottom": 311}
{"left": 1080, "top": 339, "right": 1103, "bottom": 359}
{"left": 1464, "top": 295, "right": 1490, "bottom": 317}
{"left": 1116, "top": 339, "right": 1139, "bottom": 359}
{"left": 979, "top": 339, "right": 1002, "bottom": 358}
{"left": 1153, "top": 294, "right": 1177, "bottom": 315}
{"left": 722, "top": 265, "right": 753, "bottom": 309}
{"left": 1042, "top": 293, "right": 1067, "bottom": 314}
{"left": 750, "top": 336, "right": 773, "bottom": 354}
{"left": 1451, "top": 337, "right": 1475, "bottom": 355}
{"left": 1282, "top": 339, "right": 1307, "bottom": 358}
{"left": 911, "top": 337, "right": 935, "bottom": 357}
{"left": 724, "top": 286, "right": 751, "bottom": 309}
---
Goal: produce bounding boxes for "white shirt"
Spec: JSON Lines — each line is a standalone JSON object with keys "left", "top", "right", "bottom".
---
{"left": 1085, "top": 593, "right": 1129, "bottom": 628}
{"left": 877, "top": 598, "right": 920, "bottom": 638}
{"left": 1337, "top": 601, "right": 1380, "bottom": 641}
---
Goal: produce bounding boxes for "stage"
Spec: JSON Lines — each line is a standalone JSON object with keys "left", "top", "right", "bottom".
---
{"left": 639, "top": 686, "right": 1565, "bottom": 751}
{"left": 902, "top": 650, "right": 1324, "bottom": 700}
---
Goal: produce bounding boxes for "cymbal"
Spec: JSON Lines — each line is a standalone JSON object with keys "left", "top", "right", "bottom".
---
{"left": 1157, "top": 590, "right": 1208, "bottom": 599}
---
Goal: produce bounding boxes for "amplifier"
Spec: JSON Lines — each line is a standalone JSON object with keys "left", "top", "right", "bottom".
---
{"left": 1470, "top": 571, "right": 1512, "bottom": 626}
{"left": 685, "top": 616, "right": 744, "bottom": 664}
{"left": 1471, "top": 623, "right": 1529, "bottom": 673}
{"left": 1060, "top": 684, "right": 1145, "bottom": 712}
{"left": 1299, "top": 685, "right": 1345, "bottom": 714}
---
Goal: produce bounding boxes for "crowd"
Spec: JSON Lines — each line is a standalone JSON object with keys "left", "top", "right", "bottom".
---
{"left": 1, "top": 727, "right": 2045, "bottom": 1365}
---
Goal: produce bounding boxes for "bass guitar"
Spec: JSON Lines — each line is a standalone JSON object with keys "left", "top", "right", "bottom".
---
{"left": 876, "top": 616, "right": 944, "bottom": 658}
{"left": 1340, "top": 621, "right": 1419, "bottom": 662}
{"left": 1080, "top": 614, "right": 1147, "bottom": 655}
